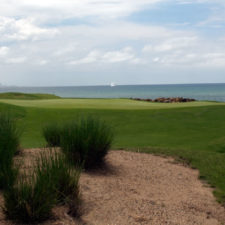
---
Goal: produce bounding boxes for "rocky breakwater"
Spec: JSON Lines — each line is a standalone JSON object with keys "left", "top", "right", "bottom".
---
{"left": 132, "top": 97, "right": 196, "bottom": 103}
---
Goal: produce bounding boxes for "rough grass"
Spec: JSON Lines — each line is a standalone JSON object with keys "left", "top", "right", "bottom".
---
{"left": 36, "top": 150, "right": 81, "bottom": 206}
{"left": 3, "top": 149, "right": 81, "bottom": 223}
{"left": 0, "top": 113, "right": 20, "bottom": 189}
{"left": 1, "top": 99, "right": 225, "bottom": 204}
{"left": 0, "top": 92, "right": 60, "bottom": 100}
{"left": 61, "top": 117, "right": 113, "bottom": 169}
{"left": 3, "top": 174, "right": 56, "bottom": 224}
{"left": 42, "top": 123, "right": 62, "bottom": 147}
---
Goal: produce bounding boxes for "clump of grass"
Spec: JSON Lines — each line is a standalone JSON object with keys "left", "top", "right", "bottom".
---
{"left": 42, "top": 123, "right": 62, "bottom": 147}
{"left": 36, "top": 150, "right": 81, "bottom": 207}
{"left": 0, "top": 112, "right": 20, "bottom": 189}
{"left": 3, "top": 174, "right": 56, "bottom": 224}
{"left": 3, "top": 149, "right": 81, "bottom": 223}
{"left": 61, "top": 117, "right": 114, "bottom": 169}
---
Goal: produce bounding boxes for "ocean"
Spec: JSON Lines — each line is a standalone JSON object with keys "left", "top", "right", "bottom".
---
{"left": 0, "top": 83, "right": 225, "bottom": 102}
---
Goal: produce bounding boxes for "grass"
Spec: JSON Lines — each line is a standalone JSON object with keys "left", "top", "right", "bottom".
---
{"left": 0, "top": 98, "right": 225, "bottom": 110}
{"left": 3, "top": 149, "right": 81, "bottom": 223}
{"left": 0, "top": 92, "right": 60, "bottom": 100}
{"left": 61, "top": 117, "right": 113, "bottom": 169}
{"left": 0, "top": 96, "right": 225, "bottom": 204}
{"left": 0, "top": 113, "right": 20, "bottom": 189}
{"left": 36, "top": 150, "right": 81, "bottom": 206}
{"left": 3, "top": 173, "right": 56, "bottom": 223}
{"left": 42, "top": 123, "right": 62, "bottom": 147}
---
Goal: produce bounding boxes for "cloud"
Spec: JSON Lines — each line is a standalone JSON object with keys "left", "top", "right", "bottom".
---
{"left": 143, "top": 36, "right": 198, "bottom": 53}
{"left": 0, "top": 16, "right": 58, "bottom": 42}
{"left": 69, "top": 50, "right": 101, "bottom": 65}
{"left": 0, "top": 46, "right": 9, "bottom": 56}
{"left": 141, "top": 33, "right": 225, "bottom": 68}
{"left": 5, "top": 57, "right": 27, "bottom": 64}
{"left": 1, "top": 0, "right": 225, "bottom": 85}
{"left": 68, "top": 47, "right": 142, "bottom": 65}
{"left": 37, "top": 60, "right": 48, "bottom": 65}
{"left": 101, "top": 47, "right": 134, "bottom": 63}
{"left": 147, "top": 50, "right": 225, "bottom": 68}
{"left": 0, "top": 0, "right": 164, "bottom": 20}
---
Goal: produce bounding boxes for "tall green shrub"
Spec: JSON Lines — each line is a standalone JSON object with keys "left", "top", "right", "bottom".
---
{"left": 0, "top": 113, "right": 20, "bottom": 189}
{"left": 61, "top": 117, "right": 114, "bottom": 169}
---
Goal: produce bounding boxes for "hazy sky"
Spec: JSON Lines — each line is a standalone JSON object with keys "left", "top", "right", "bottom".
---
{"left": 0, "top": 0, "right": 225, "bottom": 86}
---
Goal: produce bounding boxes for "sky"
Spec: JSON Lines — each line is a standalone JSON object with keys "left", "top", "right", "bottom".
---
{"left": 0, "top": 0, "right": 225, "bottom": 86}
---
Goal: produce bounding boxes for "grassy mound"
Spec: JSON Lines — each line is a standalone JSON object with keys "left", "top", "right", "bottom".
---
{"left": 0, "top": 92, "right": 60, "bottom": 100}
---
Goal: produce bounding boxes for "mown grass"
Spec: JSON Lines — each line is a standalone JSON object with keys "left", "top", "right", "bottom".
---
{"left": 0, "top": 98, "right": 225, "bottom": 109}
{"left": 0, "top": 97, "right": 225, "bottom": 204}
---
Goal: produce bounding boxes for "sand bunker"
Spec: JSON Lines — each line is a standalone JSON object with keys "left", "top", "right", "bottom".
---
{"left": 0, "top": 149, "right": 225, "bottom": 225}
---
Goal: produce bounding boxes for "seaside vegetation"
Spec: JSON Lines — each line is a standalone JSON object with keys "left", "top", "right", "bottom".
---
{"left": 35, "top": 150, "right": 81, "bottom": 206}
{"left": 4, "top": 173, "right": 56, "bottom": 223}
{"left": 60, "top": 117, "right": 113, "bottom": 169}
{"left": 3, "top": 149, "right": 81, "bottom": 223}
{"left": 0, "top": 93, "right": 225, "bottom": 204}
{"left": 43, "top": 123, "right": 62, "bottom": 147}
{"left": 43, "top": 117, "right": 113, "bottom": 169}
{"left": 0, "top": 110, "right": 80, "bottom": 223}
{"left": 0, "top": 113, "right": 20, "bottom": 189}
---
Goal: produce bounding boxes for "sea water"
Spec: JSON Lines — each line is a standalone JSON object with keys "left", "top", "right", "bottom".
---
{"left": 0, "top": 83, "right": 225, "bottom": 102}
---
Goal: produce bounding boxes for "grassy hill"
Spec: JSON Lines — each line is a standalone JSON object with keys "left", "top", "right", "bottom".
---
{"left": 0, "top": 92, "right": 60, "bottom": 100}
{"left": 0, "top": 97, "right": 225, "bottom": 204}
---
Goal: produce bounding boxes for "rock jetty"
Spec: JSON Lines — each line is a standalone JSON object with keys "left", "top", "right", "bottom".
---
{"left": 131, "top": 97, "right": 196, "bottom": 103}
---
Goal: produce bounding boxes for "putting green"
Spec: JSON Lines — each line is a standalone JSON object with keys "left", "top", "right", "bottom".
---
{"left": 0, "top": 98, "right": 224, "bottom": 110}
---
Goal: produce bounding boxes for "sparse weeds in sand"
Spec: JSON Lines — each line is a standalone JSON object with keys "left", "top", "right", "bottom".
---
{"left": 0, "top": 112, "right": 20, "bottom": 189}
{"left": 42, "top": 123, "right": 62, "bottom": 147}
{"left": 3, "top": 149, "right": 81, "bottom": 223}
{"left": 3, "top": 173, "right": 56, "bottom": 223}
{"left": 36, "top": 149, "right": 81, "bottom": 206}
{"left": 60, "top": 117, "right": 114, "bottom": 169}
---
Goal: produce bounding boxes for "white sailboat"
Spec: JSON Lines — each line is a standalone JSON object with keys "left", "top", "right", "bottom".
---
{"left": 110, "top": 82, "right": 115, "bottom": 87}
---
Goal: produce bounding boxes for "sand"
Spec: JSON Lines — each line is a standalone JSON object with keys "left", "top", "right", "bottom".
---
{"left": 0, "top": 149, "right": 224, "bottom": 225}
